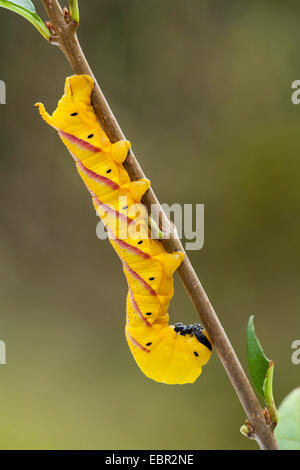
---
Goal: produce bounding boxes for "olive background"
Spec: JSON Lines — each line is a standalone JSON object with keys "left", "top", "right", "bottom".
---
{"left": 0, "top": 0, "right": 299, "bottom": 450}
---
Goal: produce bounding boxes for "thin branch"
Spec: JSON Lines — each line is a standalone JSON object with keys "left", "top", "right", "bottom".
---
{"left": 41, "top": 0, "right": 279, "bottom": 450}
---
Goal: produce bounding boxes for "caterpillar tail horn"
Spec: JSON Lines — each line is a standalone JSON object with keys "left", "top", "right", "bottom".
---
{"left": 35, "top": 102, "right": 53, "bottom": 126}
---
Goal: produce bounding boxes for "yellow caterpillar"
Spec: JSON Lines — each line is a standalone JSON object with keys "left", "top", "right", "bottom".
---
{"left": 36, "top": 75, "right": 212, "bottom": 384}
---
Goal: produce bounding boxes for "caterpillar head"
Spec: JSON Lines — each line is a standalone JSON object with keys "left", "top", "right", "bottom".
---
{"left": 126, "top": 323, "right": 212, "bottom": 385}
{"left": 35, "top": 75, "right": 110, "bottom": 148}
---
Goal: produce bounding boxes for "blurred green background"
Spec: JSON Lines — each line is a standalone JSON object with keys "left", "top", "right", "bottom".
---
{"left": 0, "top": 0, "right": 299, "bottom": 450}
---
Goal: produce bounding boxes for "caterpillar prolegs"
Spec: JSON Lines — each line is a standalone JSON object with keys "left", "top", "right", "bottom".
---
{"left": 36, "top": 75, "right": 212, "bottom": 384}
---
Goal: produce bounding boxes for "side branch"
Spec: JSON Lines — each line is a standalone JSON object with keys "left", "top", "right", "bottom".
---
{"left": 41, "top": 0, "right": 279, "bottom": 450}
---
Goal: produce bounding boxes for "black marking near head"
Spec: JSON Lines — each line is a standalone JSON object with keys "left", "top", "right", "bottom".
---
{"left": 146, "top": 342, "right": 152, "bottom": 346}
{"left": 87, "top": 134, "right": 94, "bottom": 139}
{"left": 191, "top": 323, "right": 203, "bottom": 333}
{"left": 149, "top": 277, "right": 155, "bottom": 281}
{"left": 174, "top": 322, "right": 212, "bottom": 351}
{"left": 193, "top": 326, "right": 212, "bottom": 351}
{"left": 194, "top": 351, "right": 199, "bottom": 357}
{"left": 106, "top": 169, "right": 112, "bottom": 174}
{"left": 137, "top": 241, "right": 143, "bottom": 245}
{"left": 146, "top": 312, "right": 152, "bottom": 316}
{"left": 174, "top": 322, "right": 184, "bottom": 333}
{"left": 70, "top": 112, "right": 78, "bottom": 116}
{"left": 122, "top": 206, "right": 128, "bottom": 210}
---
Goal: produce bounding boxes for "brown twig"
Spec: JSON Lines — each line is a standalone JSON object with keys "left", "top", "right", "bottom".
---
{"left": 41, "top": 0, "right": 279, "bottom": 450}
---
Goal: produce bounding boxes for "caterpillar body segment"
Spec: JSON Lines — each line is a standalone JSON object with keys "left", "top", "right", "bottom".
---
{"left": 36, "top": 74, "right": 212, "bottom": 384}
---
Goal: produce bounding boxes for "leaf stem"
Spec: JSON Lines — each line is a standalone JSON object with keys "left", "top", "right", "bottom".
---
{"left": 149, "top": 216, "right": 165, "bottom": 240}
{"left": 68, "top": 0, "right": 79, "bottom": 23}
{"left": 264, "top": 361, "right": 278, "bottom": 425}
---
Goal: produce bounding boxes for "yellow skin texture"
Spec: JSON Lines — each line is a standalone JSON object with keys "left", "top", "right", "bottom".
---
{"left": 36, "top": 75, "right": 212, "bottom": 384}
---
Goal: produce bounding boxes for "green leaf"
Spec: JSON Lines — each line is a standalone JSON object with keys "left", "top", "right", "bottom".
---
{"left": 7, "top": 0, "right": 35, "bottom": 12}
{"left": 68, "top": 0, "right": 79, "bottom": 23}
{"left": 247, "top": 315, "right": 270, "bottom": 397}
{"left": 263, "top": 360, "right": 278, "bottom": 423}
{"left": 275, "top": 388, "right": 300, "bottom": 450}
{"left": 0, "top": 0, "right": 51, "bottom": 40}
